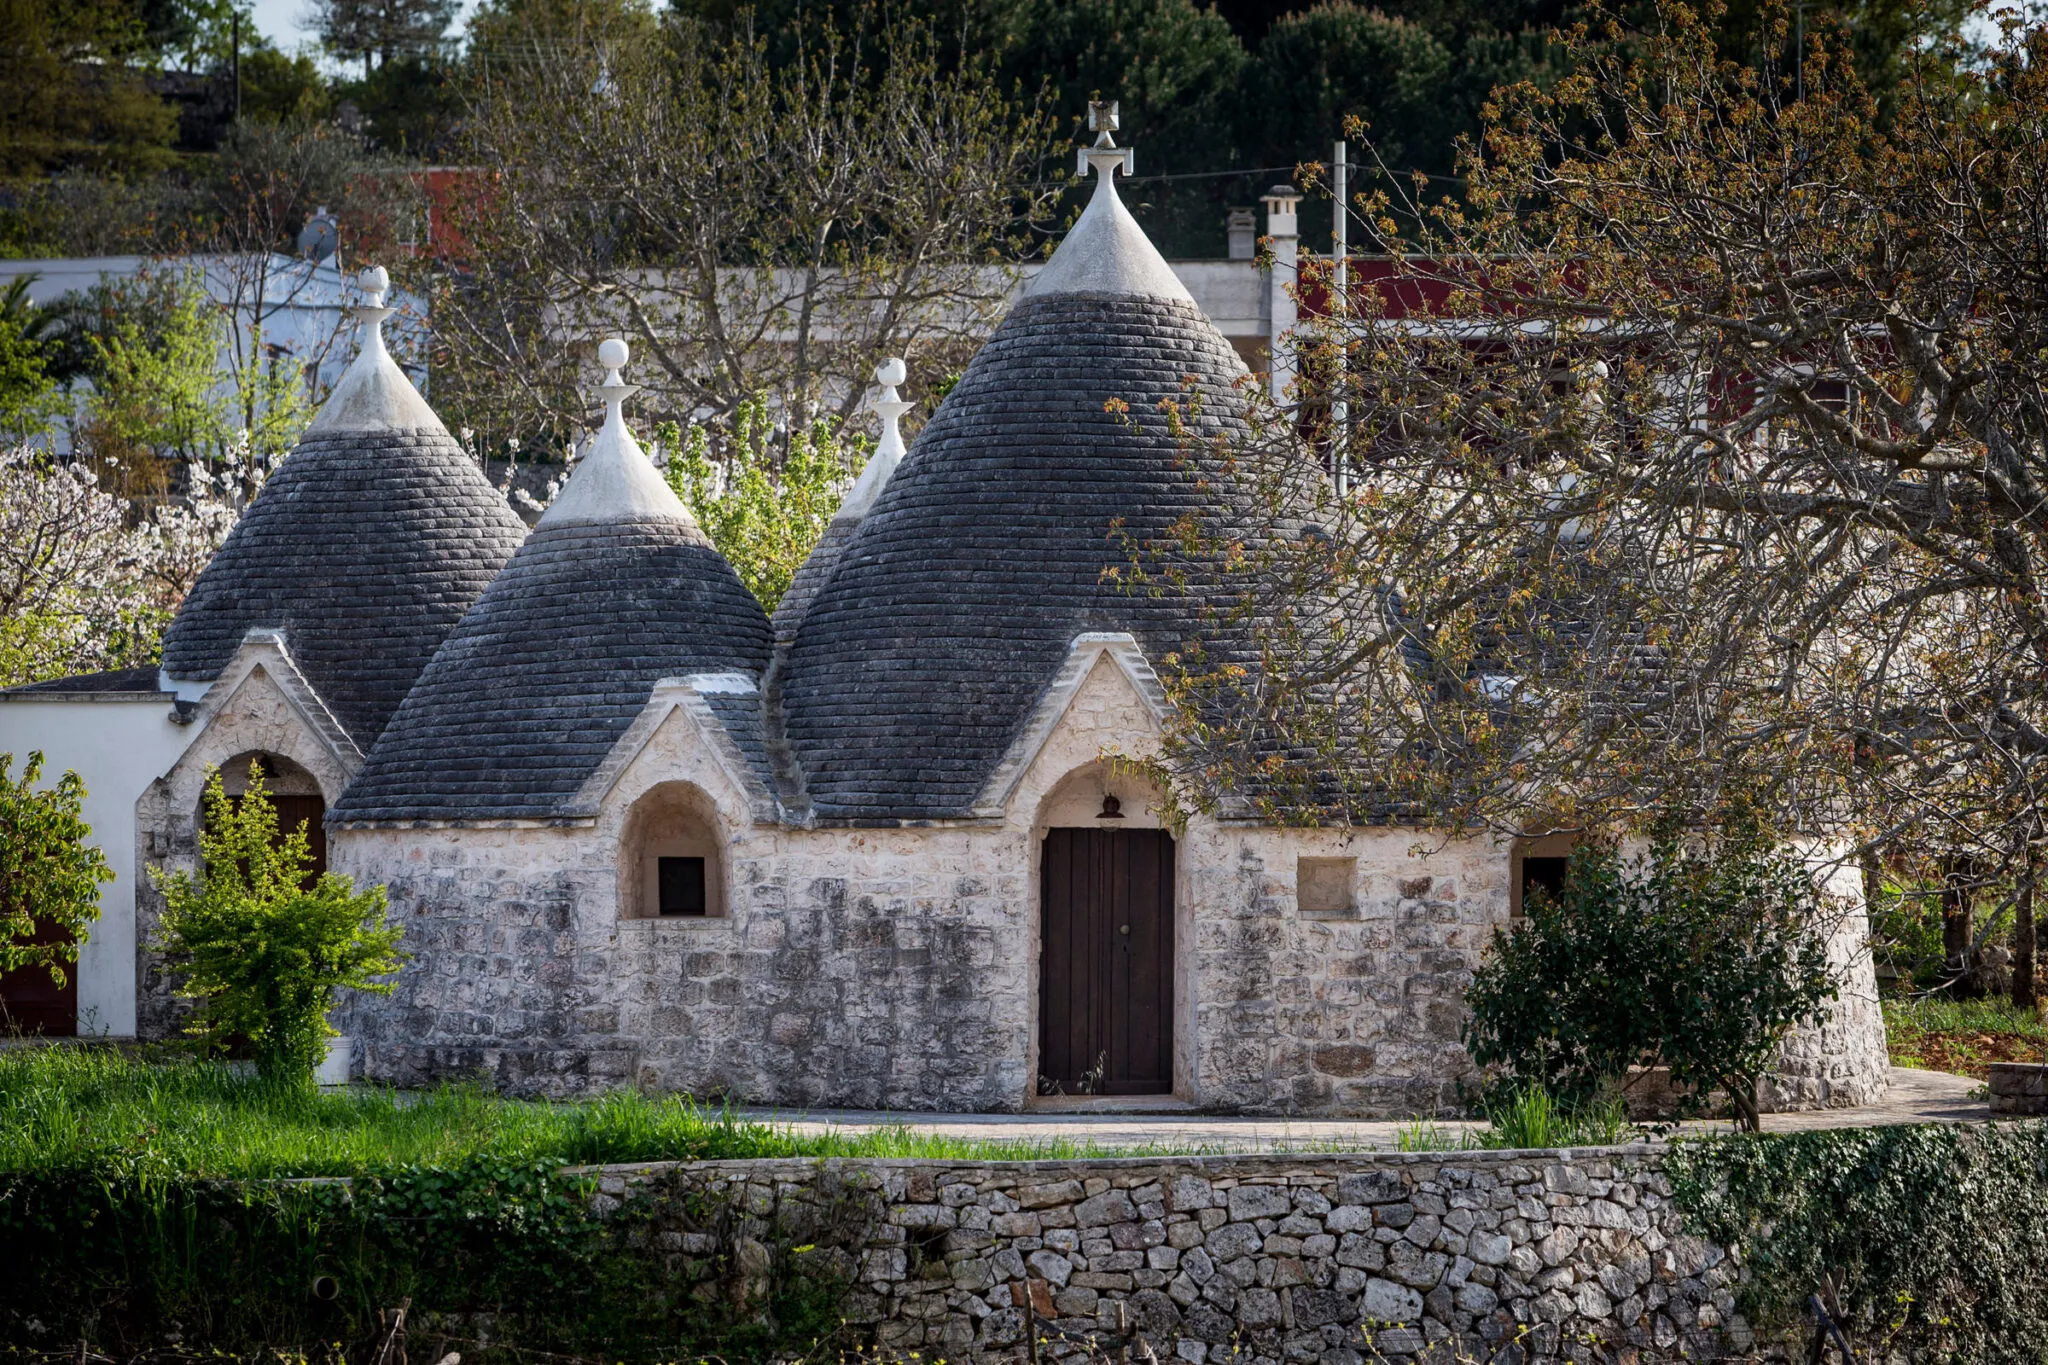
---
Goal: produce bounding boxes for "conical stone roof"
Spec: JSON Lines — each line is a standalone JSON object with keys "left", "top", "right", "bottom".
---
{"left": 780, "top": 135, "right": 1265, "bottom": 822}
{"left": 158, "top": 269, "right": 529, "bottom": 748}
{"left": 333, "top": 342, "right": 774, "bottom": 824}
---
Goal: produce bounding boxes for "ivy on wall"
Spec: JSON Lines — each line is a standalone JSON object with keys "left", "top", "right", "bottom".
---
{"left": 1667, "top": 1122, "right": 2048, "bottom": 1364}
{"left": 0, "top": 1156, "right": 874, "bottom": 1360}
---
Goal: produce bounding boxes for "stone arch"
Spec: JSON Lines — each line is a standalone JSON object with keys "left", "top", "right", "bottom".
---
{"left": 617, "top": 781, "right": 727, "bottom": 920}
{"left": 213, "top": 750, "right": 328, "bottom": 878}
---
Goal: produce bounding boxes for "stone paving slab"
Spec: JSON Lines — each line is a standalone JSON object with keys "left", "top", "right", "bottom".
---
{"left": 739, "top": 1067, "right": 1985, "bottom": 1153}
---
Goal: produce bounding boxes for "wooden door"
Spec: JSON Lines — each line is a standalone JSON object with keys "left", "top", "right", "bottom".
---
{"left": 1039, "top": 828, "right": 1174, "bottom": 1095}
{"left": 0, "top": 915, "right": 78, "bottom": 1036}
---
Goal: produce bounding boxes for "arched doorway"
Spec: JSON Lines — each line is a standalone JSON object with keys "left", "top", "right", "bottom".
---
{"left": 1036, "top": 767, "right": 1175, "bottom": 1097}
{"left": 217, "top": 752, "right": 327, "bottom": 881}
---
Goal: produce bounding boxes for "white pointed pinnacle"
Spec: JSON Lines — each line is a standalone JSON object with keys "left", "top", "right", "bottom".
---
{"left": 1078, "top": 98, "right": 1134, "bottom": 179}
{"left": 349, "top": 264, "right": 395, "bottom": 355}
{"left": 597, "top": 336, "right": 637, "bottom": 424}
{"left": 872, "top": 357, "right": 912, "bottom": 460}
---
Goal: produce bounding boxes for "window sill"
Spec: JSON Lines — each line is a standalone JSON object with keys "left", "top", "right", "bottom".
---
{"left": 1298, "top": 907, "right": 1360, "bottom": 921}
{"left": 618, "top": 916, "right": 733, "bottom": 931}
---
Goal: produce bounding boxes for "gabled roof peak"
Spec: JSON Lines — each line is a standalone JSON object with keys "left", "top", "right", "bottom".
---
{"left": 303, "top": 265, "right": 445, "bottom": 436}
{"left": 1027, "top": 101, "right": 1195, "bottom": 306}
{"left": 539, "top": 338, "right": 701, "bottom": 531}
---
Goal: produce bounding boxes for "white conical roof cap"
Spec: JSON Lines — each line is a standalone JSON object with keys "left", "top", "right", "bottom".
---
{"left": 1028, "top": 145, "right": 1194, "bottom": 305}
{"left": 303, "top": 266, "right": 446, "bottom": 436}
{"left": 539, "top": 338, "right": 699, "bottom": 530}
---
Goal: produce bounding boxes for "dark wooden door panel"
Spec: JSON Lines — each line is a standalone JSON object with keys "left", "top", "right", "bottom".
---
{"left": 0, "top": 915, "right": 77, "bottom": 1036}
{"left": 1040, "top": 828, "right": 1174, "bottom": 1096}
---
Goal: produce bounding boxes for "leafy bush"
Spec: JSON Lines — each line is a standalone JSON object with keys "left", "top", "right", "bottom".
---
{"left": 1464, "top": 821, "right": 1840, "bottom": 1130}
{"left": 659, "top": 401, "right": 857, "bottom": 612}
{"left": 0, "top": 1152, "right": 869, "bottom": 1361}
{"left": 0, "top": 750, "right": 112, "bottom": 989}
{"left": 153, "top": 766, "right": 404, "bottom": 1079}
{"left": 1669, "top": 1123, "right": 2048, "bottom": 1364}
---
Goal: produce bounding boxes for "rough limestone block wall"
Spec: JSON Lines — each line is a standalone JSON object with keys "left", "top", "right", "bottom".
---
{"left": 339, "top": 653, "right": 1888, "bottom": 1113}
{"left": 336, "top": 705, "right": 1037, "bottom": 1108}
{"left": 134, "top": 662, "right": 355, "bottom": 1041}
{"left": 1757, "top": 856, "right": 1891, "bottom": 1110}
{"left": 1181, "top": 830, "right": 1504, "bottom": 1117}
{"left": 591, "top": 1148, "right": 1751, "bottom": 1365}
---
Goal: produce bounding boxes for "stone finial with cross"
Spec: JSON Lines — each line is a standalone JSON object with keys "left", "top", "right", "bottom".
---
{"left": 1078, "top": 98, "right": 1135, "bottom": 180}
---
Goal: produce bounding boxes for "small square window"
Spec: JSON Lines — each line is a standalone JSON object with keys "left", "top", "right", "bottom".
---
{"left": 1298, "top": 856, "right": 1357, "bottom": 916}
{"left": 658, "top": 856, "right": 707, "bottom": 916}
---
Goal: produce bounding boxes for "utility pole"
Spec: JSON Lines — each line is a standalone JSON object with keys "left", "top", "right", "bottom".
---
{"left": 1333, "top": 139, "right": 1349, "bottom": 495}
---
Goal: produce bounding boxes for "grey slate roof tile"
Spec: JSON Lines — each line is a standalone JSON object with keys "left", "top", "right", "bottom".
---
{"left": 332, "top": 518, "right": 773, "bottom": 823}
{"left": 158, "top": 428, "right": 529, "bottom": 747}
{"left": 779, "top": 290, "right": 1267, "bottom": 821}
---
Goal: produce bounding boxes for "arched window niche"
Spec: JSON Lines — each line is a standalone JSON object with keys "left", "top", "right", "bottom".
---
{"left": 618, "top": 782, "right": 728, "bottom": 921}
{"left": 214, "top": 751, "right": 327, "bottom": 878}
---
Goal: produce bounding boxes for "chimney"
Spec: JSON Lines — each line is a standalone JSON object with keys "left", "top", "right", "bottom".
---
{"left": 1227, "top": 207, "right": 1256, "bottom": 260}
{"left": 1262, "top": 184, "right": 1302, "bottom": 404}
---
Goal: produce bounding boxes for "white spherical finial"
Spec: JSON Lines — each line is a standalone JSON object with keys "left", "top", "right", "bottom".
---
{"left": 359, "top": 265, "right": 389, "bottom": 298}
{"left": 599, "top": 337, "right": 630, "bottom": 370}
{"left": 875, "top": 357, "right": 907, "bottom": 387}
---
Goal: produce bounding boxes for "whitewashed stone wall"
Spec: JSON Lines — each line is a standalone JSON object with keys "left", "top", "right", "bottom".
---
{"left": 332, "top": 654, "right": 1887, "bottom": 1114}
{"left": 586, "top": 1147, "right": 1755, "bottom": 1364}
{"left": 334, "top": 655, "right": 1518, "bottom": 1112}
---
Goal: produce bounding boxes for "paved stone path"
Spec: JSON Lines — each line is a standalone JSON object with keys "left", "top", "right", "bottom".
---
{"left": 738, "top": 1067, "right": 1985, "bottom": 1153}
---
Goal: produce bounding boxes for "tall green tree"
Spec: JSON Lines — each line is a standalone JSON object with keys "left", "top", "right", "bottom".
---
{"left": 309, "top": 0, "right": 457, "bottom": 78}
{"left": 0, "top": 0, "right": 180, "bottom": 174}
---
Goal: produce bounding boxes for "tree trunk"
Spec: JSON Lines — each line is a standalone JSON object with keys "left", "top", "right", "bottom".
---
{"left": 1942, "top": 855, "right": 1980, "bottom": 996}
{"left": 1731, "top": 1079, "right": 1762, "bottom": 1133}
{"left": 2016, "top": 853, "right": 2038, "bottom": 1011}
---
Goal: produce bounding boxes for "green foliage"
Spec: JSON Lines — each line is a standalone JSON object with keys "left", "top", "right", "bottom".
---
{"left": 1464, "top": 820, "right": 1839, "bottom": 1130}
{"left": 1668, "top": 1123, "right": 2048, "bottom": 1363}
{"left": 0, "top": 751, "right": 112, "bottom": 988}
{"left": 1240, "top": 3, "right": 1457, "bottom": 177}
{"left": 82, "top": 267, "right": 233, "bottom": 465}
{"left": 238, "top": 46, "right": 335, "bottom": 124}
{"left": 0, "top": 0, "right": 181, "bottom": 175}
{"left": 0, "top": 1146, "right": 870, "bottom": 1360}
{"left": 1393, "top": 1084, "right": 1636, "bottom": 1152}
{"left": 0, "top": 1045, "right": 1220, "bottom": 1179}
{"left": 0, "top": 278, "right": 64, "bottom": 444}
{"left": 153, "top": 767, "right": 405, "bottom": 1080}
{"left": 659, "top": 402, "right": 858, "bottom": 613}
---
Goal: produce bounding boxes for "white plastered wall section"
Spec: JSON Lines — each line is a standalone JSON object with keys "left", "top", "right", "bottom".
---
{"left": 135, "top": 633, "right": 361, "bottom": 1043}
{"left": 0, "top": 692, "right": 194, "bottom": 1036}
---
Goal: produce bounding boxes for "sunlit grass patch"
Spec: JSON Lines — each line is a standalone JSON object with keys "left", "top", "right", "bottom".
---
{"left": 0, "top": 1044, "right": 1211, "bottom": 1178}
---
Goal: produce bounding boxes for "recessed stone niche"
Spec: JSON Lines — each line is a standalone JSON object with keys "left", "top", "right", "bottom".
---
{"left": 1296, "top": 855, "right": 1358, "bottom": 917}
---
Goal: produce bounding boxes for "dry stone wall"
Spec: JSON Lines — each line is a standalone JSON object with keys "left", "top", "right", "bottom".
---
{"left": 593, "top": 1147, "right": 1751, "bottom": 1365}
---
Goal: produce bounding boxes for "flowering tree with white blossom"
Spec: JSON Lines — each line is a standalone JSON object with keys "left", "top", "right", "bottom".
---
{"left": 0, "top": 443, "right": 263, "bottom": 687}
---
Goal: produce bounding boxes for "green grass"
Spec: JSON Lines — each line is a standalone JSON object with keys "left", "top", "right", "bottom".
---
{"left": 1394, "top": 1086, "right": 1640, "bottom": 1151}
{"left": 0, "top": 1044, "right": 1205, "bottom": 1178}
{"left": 1881, "top": 994, "right": 2047, "bottom": 1078}
{"left": 1883, "top": 994, "right": 2048, "bottom": 1038}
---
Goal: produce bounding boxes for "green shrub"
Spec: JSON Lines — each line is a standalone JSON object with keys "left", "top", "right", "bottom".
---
{"left": 1464, "top": 817, "right": 1839, "bottom": 1130}
{"left": 1669, "top": 1123, "right": 2048, "bottom": 1364}
{"left": 0, "top": 750, "right": 113, "bottom": 990}
{"left": 152, "top": 765, "right": 404, "bottom": 1079}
